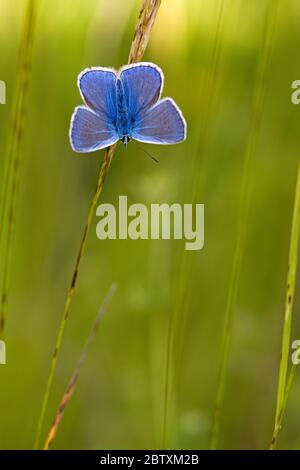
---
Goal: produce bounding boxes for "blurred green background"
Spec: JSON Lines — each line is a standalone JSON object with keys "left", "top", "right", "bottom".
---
{"left": 0, "top": 0, "right": 299, "bottom": 450}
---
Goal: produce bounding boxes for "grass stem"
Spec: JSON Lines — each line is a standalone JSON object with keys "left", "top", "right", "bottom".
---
{"left": 34, "top": 0, "right": 162, "bottom": 450}
{"left": 161, "top": 0, "right": 226, "bottom": 450}
{"left": 210, "top": 0, "right": 278, "bottom": 449}
{"left": 43, "top": 284, "right": 117, "bottom": 450}
{"left": 0, "top": 0, "right": 38, "bottom": 335}
{"left": 270, "top": 161, "right": 300, "bottom": 449}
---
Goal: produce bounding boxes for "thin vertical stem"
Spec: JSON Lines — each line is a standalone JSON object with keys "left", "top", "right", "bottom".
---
{"left": 43, "top": 284, "right": 117, "bottom": 450}
{"left": 161, "top": 0, "right": 226, "bottom": 450}
{"left": 34, "top": 145, "right": 115, "bottom": 449}
{"left": 162, "top": 303, "right": 176, "bottom": 449}
{"left": 210, "top": 0, "right": 278, "bottom": 449}
{"left": 270, "top": 161, "right": 300, "bottom": 449}
{"left": 0, "top": 0, "right": 38, "bottom": 334}
{"left": 34, "top": 0, "right": 162, "bottom": 450}
{"left": 270, "top": 363, "right": 296, "bottom": 449}
{"left": 193, "top": 0, "right": 225, "bottom": 198}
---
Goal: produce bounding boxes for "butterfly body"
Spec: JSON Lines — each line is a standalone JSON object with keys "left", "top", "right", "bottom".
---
{"left": 70, "top": 62, "right": 187, "bottom": 153}
{"left": 116, "top": 79, "right": 132, "bottom": 141}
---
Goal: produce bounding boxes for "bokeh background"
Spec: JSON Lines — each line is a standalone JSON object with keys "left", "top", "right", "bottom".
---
{"left": 0, "top": 0, "right": 299, "bottom": 450}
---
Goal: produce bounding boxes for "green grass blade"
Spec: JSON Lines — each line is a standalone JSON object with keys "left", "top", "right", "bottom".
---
{"left": 271, "top": 161, "right": 300, "bottom": 449}
{"left": 0, "top": 0, "right": 38, "bottom": 334}
{"left": 210, "top": 0, "right": 278, "bottom": 449}
{"left": 270, "top": 363, "right": 296, "bottom": 449}
{"left": 161, "top": 0, "right": 226, "bottom": 449}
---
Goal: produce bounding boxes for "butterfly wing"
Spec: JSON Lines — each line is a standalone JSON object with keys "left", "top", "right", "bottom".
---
{"left": 120, "top": 63, "right": 163, "bottom": 121}
{"left": 70, "top": 106, "right": 119, "bottom": 152}
{"left": 70, "top": 67, "right": 118, "bottom": 152}
{"left": 131, "top": 98, "right": 187, "bottom": 145}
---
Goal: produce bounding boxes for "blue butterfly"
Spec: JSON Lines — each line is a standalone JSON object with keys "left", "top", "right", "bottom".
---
{"left": 70, "top": 62, "right": 187, "bottom": 152}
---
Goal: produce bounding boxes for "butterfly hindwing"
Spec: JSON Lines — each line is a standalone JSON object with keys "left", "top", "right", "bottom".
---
{"left": 131, "top": 98, "right": 186, "bottom": 145}
{"left": 70, "top": 106, "right": 118, "bottom": 152}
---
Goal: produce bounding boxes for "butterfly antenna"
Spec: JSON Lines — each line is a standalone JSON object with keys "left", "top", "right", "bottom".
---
{"left": 136, "top": 144, "right": 159, "bottom": 164}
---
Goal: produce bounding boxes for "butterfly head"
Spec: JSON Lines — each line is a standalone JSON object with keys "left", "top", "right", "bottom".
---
{"left": 121, "top": 135, "right": 131, "bottom": 147}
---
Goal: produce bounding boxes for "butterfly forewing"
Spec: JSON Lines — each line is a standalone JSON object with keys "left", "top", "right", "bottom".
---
{"left": 79, "top": 68, "right": 118, "bottom": 118}
{"left": 120, "top": 63, "right": 163, "bottom": 123}
{"left": 131, "top": 98, "right": 186, "bottom": 145}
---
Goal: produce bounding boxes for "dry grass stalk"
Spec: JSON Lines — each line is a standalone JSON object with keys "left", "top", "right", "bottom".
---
{"left": 34, "top": 0, "right": 163, "bottom": 450}
{"left": 43, "top": 284, "right": 117, "bottom": 450}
